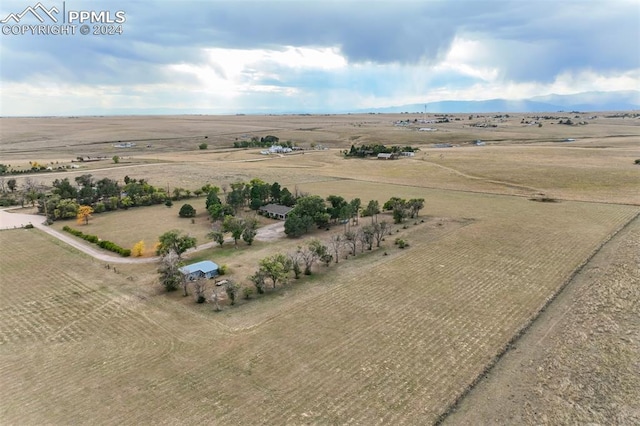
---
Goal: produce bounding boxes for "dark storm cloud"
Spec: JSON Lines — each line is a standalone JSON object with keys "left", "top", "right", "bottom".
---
{"left": 2, "top": 0, "right": 638, "bottom": 84}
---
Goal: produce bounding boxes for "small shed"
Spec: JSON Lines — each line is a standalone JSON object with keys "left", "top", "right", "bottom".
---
{"left": 179, "top": 260, "right": 219, "bottom": 281}
{"left": 259, "top": 203, "right": 293, "bottom": 220}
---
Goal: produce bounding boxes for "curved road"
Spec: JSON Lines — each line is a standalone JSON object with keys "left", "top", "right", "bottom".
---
{"left": 0, "top": 208, "right": 285, "bottom": 264}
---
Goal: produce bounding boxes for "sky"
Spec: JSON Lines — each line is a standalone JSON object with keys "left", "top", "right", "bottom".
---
{"left": 0, "top": 0, "right": 638, "bottom": 116}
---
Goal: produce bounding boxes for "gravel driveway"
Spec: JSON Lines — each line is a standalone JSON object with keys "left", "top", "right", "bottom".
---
{"left": 1, "top": 208, "right": 286, "bottom": 264}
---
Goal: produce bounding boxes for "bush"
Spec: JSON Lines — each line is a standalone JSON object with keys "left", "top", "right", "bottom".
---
{"left": 179, "top": 203, "right": 196, "bottom": 218}
{"left": 62, "top": 226, "right": 130, "bottom": 257}
{"left": 165, "top": 199, "right": 173, "bottom": 207}
{"left": 199, "top": 143, "right": 208, "bottom": 150}
{"left": 395, "top": 238, "right": 409, "bottom": 249}
{"left": 243, "top": 287, "right": 254, "bottom": 300}
{"left": 218, "top": 264, "right": 228, "bottom": 275}
{"left": 635, "top": 159, "right": 640, "bottom": 165}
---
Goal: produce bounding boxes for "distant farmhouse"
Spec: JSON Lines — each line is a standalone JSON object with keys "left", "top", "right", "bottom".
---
{"left": 261, "top": 145, "right": 293, "bottom": 155}
{"left": 377, "top": 153, "right": 396, "bottom": 160}
{"left": 179, "top": 260, "right": 219, "bottom": 281}
{"left": 259, "top": 203, "right": 294, "bottom": 220}
{"left": 113, "top": 142, "right": 136, "bottom": 148}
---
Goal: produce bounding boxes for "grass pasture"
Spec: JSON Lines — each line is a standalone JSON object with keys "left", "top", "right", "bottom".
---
{"left": 51, "top": 198, "right": 215, "bottom": 256}
{"left": 1, "top": 113, "right": 639, "bottom": 424}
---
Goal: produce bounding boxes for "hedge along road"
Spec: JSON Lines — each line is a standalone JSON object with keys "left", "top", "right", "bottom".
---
{"left": 0, "top": 208, "right": 285, "bottom": 264}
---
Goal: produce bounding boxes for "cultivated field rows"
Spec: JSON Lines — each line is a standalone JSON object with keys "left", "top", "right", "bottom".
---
{"left": 445, "top": 215, "right": 640, "bottom": 425}
{"left": 1, "top": 114, "right": 638, "bottom": 424}
{"left": 1, "top": 189, "right": 637, "bottom": 424}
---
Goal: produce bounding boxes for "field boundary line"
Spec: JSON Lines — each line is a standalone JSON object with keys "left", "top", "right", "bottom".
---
{"left": 420, "top": 159, "right": 544, "bottom": 193}
{"left": 435, "top": 210, "right": 640, "bottom": 425}
{"left": 334, "top": 175, "right": 640, "bottom": 207}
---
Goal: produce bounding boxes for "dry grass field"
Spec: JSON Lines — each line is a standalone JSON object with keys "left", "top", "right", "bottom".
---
{"left": 0, "top": 113, "right": 639, "bottom": 425}
{"left": 445, "top": 215, "right": 640, "bottom": 425}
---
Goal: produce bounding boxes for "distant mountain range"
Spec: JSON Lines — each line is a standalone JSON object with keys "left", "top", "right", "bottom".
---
{"left": 356, "top": 90, "right": 640, "bottom": 114}
{"left": 63, "top": 90, "right": 639, "bottom": 116}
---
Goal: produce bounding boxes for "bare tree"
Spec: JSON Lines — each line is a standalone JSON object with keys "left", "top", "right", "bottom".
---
{"left": 297, "top": 245, "right": 318, "bottom": 275}
{"left": 224, "top": 280, "right": 240, "bottom": 305}
{"left": 158, "top": 249, "right": 182, "bottom": 292}
{"left": 192, "top": 277, "right": 208, "bottom": 303}
{"left": 181, "top": 277, "right": 190, "bottom": 297}
{"left": 23, "top": 177, "right": 42, "bottom": 207}
{"left": 328, "top": 234, "right": 343, "bottom": 263}
{"left": 287, "top": 251, "right": 302, "bottom": 279}
{"left": 372, "top": 221, "right": 389, "bottom": 248}
{"left": 23, "top": 177, "right": 39, "bottom": 192}
{"left": 360, "top": 225, "right": 375, "bottom": 251}
{"left": 344, "top": 230, "right": 358, "bottom": 256}
{"left": 210, "top": 288, "right": 221, "bottom": 311}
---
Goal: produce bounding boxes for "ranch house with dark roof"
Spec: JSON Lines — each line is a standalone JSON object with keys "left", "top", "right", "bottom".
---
{"left": 259, "top": 203, "right": 294, "bottom": 220}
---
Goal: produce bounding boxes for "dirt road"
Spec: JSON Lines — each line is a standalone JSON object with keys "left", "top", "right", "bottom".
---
{"left": 0, "top": 208, "right": 286, "bottom": 264}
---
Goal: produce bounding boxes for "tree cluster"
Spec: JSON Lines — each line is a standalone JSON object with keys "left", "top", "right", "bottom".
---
{"left": 36, "top": 175, "right": 177, "bottom": 221}
{"left": 345, "top": 144, "right": 418, "bottom": 158}
{"left": 382, "top": 197, "right": 424, "bottom": 224}
{"left": 232, "top": 135, "right": 292, "bottom": 148}
{"left": 205, "top": 179, "right": 296, "bottom": 222}
{"left": 0, "top": 177, "right": 44, "bottom": 208}
{"left": 284, "top": 195, "right": 362, "bottom": 237}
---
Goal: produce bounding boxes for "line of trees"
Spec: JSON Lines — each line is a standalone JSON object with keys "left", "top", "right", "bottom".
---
{"left": 345, "top": 144, "right": 418, "bottom": 158}
{"left": 33, "top": 174, "right": 207, "bottom": 221}
{"left": 232, "top": 135, "right": 293, "bottom": 148}
{"left": 247, "top": 218, "right": 392, "bottom": 300}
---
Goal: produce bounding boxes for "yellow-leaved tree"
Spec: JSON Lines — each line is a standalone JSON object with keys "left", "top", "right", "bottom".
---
{"left": 76, "top": 205, "right": 94, "bottom": 225}
{"left": 132, "top": 240, "right": 145, "bottom": 257}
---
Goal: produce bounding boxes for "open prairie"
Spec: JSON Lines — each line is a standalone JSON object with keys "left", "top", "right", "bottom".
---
{"left": 0, "top": 113, "right": 639, "bottom": 424}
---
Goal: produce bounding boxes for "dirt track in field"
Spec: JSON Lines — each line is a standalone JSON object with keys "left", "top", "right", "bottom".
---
{"left": 444, "top": 214, "right": 640, "bottom": 425}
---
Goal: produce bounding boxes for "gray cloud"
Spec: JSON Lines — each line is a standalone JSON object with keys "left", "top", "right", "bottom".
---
{"left": 1, "top": 0, "right": 638, "bottom": 116}
{"left": 2, "top": 0, "right": 638, "bottom": 84}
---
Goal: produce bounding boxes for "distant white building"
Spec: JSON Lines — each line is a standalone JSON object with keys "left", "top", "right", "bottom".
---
{"left": 377, "top": 153, "right": 396, "bottom": 160}
{"left": 268, "top": 145, "right": 292, "bottom": 154}
{"left": 113, "top": 142, "right": 136, "bottom": 148}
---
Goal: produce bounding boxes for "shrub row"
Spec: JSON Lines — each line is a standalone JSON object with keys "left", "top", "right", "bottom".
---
{"left": 62, "top": 226, "right": 131, "bottom": 257}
